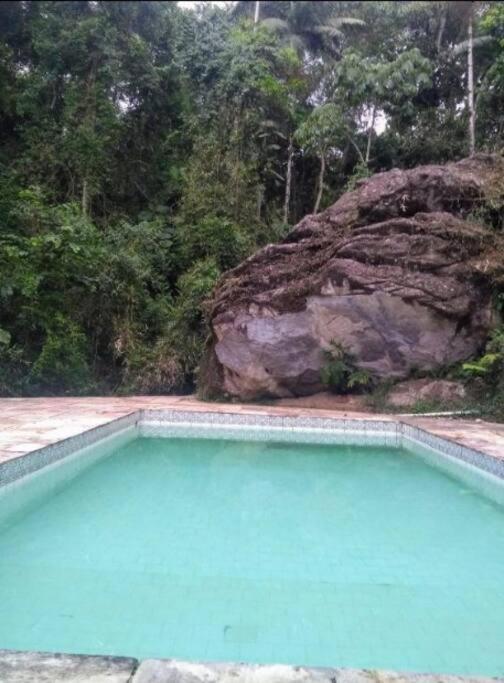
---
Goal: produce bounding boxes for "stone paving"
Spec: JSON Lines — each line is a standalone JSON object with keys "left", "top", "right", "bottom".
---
{"left": 0, "top": 651, "right": 502, "bottom": 683}
{"left": 0, "top": 649, "right": 135, "bottom": 682}
{"left": 0, "top": 396, "right": 503, "bottom": 464}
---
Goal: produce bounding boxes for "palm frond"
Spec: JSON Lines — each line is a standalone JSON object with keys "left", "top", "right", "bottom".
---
{"left": 260, "top": 17, "right": 290, "bottom": 33}
{"left": 311, "top": 25, "right": 344, "bottom": 39}
{"left": 326, "top": 17, "right": 366, "bottom": 28}
{"left": 451, "top": 35, "right": 493, "bottom": 56}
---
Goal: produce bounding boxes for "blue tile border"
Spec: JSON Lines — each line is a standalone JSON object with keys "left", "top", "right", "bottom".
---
{"left": 400, "top": 422, "right": 504, "bottom": 479}
{"left": 139, "top": 422, "right": 399, "bottom": 448}
{"left": 139, "top": 410, "right": 504, "bottom": 481}
{"left": 139, "top": 409, "right": 397, "bottom": 434}
{"left": 0, "top": 412, "right": 139, "bottom": 486}
{"left": 0, "top": 408, "right": 503, "bottom": 489}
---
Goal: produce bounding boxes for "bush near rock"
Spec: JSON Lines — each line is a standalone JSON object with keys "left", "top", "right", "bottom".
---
{"left": 201, "top": 155, "right": 504, "bottom": 401}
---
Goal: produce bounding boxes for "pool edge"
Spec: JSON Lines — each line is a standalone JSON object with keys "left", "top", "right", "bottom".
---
{"left": 1, "top": 408, "right": 503, "bottom": 486}
{"left": 1, "top": 650, "right": 503, "bottom": 683}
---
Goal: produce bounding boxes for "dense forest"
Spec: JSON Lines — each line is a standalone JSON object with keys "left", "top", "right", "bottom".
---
{"left": 1, "top": 0, "right": 504, "bottom": 398}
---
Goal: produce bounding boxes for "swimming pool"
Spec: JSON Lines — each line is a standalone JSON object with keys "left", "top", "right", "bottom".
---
{"left": 0, "top": 412, "right": 503, "bottom": 676}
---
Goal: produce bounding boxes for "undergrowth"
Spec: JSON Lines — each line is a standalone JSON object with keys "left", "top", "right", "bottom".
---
{"left": 320, "top": 341, "right": 373, "bottom": 394}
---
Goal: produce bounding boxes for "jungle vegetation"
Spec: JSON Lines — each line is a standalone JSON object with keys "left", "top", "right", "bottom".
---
{"left": 1, "top": 0, "right": 503, "bottom": 398}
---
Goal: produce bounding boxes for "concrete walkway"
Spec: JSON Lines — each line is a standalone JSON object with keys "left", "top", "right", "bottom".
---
{"left": 0, "top": 396, "right": 503, "bottom": 463}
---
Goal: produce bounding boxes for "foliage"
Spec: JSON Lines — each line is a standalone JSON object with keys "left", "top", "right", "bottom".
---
{"left": 320, "top": 341, "right": 372, "bottom": 394}
{"left": 0, "top": 340, "right": 29, "bottom": 396}
{"left": 233, "top": 1, "right": 365, "bottom": 57}
{"left": 121, "top": 255, "right": 220, "bottom": 396}
{"left": 0, "top": 0, "right": 503, "bottom": 397}
{"left": 295, "top": 104, "right": 346, "bottom": 158}
{"left": 364, "top": 379, "right": 396, "bottom": 412}
{"left": 327, "top": 47, "right": 432, "bottom": 166}
{"left": 165, "top": 257, "right": 221, "bottom": 383}
{"left": 461, "top": 327, "right": 504, "bottom": 383}
{"left": 295, "top": 103, "right": 347, "bottom": 211}
{"left": 344, "top": 161, "right": 371, "bottom": 192}
{"left": 30, "top": 316, "right": 92, "bottom": 393}
{"left": 458, "top": 327, "right": 504, "bottom": 419}
{"left": 178, "top": 216, "right": 251, "bottom": 272}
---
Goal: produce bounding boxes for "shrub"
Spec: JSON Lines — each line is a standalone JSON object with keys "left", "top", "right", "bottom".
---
{"left": 119, "top": 339, "right": 185, "bottom": 395}
{"left": 461, "top": 327, "right": 504, "bottom": 387}
{"left": 0, "top": 330, "right": 29, "bottom": 396}
{"left": 30, "top": 316, "right": 93, "bottom": 394}
{"left": 120, "top": 257, "right": 221, "bottom": 394}
{"left": 177, "top": 215, "right": 251, "bottom": 271}
{"left": 460, "top": 326, "right": 504, "bottom": 418}
{"left": 320, "top": 340, "right": 372, "bottom": 394}
{"left": 344, "top": 161, "right": 371, "bottom": 192}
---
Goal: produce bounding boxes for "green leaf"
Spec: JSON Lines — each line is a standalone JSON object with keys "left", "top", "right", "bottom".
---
{"left": 0, "top": 329, "right": 11, "bottom": 346}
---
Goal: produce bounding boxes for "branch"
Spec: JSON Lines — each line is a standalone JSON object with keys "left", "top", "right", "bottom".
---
{"left": 347, "top": 134, "right": 366, "bottom": 165}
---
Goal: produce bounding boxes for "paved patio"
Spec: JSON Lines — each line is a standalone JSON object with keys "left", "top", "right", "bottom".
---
{"left": 0, "top": 396, "right": 503, "bottom": 463}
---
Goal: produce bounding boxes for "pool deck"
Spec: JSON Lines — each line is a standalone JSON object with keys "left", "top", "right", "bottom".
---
{"left": 0, "top": 395, "right": 503, "bottom": 463}
{"left": 0, "top": 650, "right": 503, "bottom": 683}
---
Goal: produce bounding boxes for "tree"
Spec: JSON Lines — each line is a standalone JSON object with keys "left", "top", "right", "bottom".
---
{"left": 295, "top": 103, "right": 346, "bottom": 213}
{"left": 233, "top": 1, "right": 364, "bottom": 58}
{"left": 478, "top": 2, "right": 504, "bottom": 148}
{"left": 329, "top": 48, "right": 432, "bottom": 166}
{"left": 468, "top": 2, "right": 476, "bottom": 155}
{"left": 391, "top": 1, "right": 495, "bottom": 156}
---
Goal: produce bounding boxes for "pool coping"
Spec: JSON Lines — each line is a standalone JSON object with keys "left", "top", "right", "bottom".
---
{"left": 1, "top": 409, "right": 504, "bottom": 681}
{"left": 0, "top": 651, "right": 503, "bottom": 683}
{"left": 1, "top": 408, "right": 504, "bottom": 487}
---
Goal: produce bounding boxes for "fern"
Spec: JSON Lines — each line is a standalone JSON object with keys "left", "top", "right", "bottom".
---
{"left": 320, "top": 340, "right": 372, "bottom": 394}
{"left": 462, "top": 354, "right": 501, "bottom": 376}
{"left": 347, "top": 368, "right": 372, "bottom": 389}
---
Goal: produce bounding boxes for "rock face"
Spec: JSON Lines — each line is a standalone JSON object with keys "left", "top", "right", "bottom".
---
{"left": 202, "top": 155, "right": 504, "bottom": 400}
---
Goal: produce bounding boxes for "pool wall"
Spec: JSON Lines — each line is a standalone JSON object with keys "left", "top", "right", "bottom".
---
{"left": 1, "top": 409, "right": 503, "bottom": 487}
{"left": 0, "top": 411, "right": 139, "bottom": 486}
{"left": 0, "top": 419, "right": 137, "bottom": 529}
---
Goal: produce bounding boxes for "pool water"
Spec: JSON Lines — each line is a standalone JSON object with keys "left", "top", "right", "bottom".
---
{"left": 0, "top": 435, "right": 504, "bottom": 675}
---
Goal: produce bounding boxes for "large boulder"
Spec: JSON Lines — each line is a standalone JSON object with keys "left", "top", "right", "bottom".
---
{"left": 201, "top": 155, "right": 504, "bottom": 400}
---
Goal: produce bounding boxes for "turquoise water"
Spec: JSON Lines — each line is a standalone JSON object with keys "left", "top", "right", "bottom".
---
{"left": 1, "top": 435, "right": 504, "bottom": 675}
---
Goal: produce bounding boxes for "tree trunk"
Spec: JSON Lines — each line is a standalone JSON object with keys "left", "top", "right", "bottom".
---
{"left": 256, "top": 185, "right": 263, "bottom": 222}
{"left": 81, "top": 55, "right": 97, "bottom": 215}
{"left": 467, "top": 5, "right": 476, "bottom": 156}
{"left": 314, "top": 154, "right": 325, "bottom": 214}
{"left": 365, "top": 106, "right": 376, "bottom": 165}
{"left": 283, "top": 135, "right": 293, "bottom": 224}
{"left": 348, "top": 135, "right": 366, "bottom": 166}
{"left": 436, "top": 8, "right": 447, "bottom": 54}
{"left": 82, "top": 177, "right": 89, "bottom": 216}
{"left": 254, "top": 1, "right": 260, "bottom": 26}
{"left": 232, "top": 99, "right": 243, "bottom": 222}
